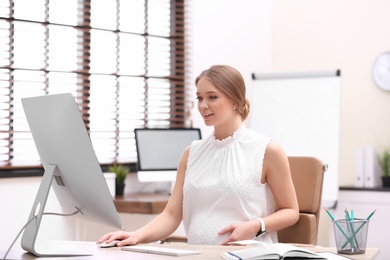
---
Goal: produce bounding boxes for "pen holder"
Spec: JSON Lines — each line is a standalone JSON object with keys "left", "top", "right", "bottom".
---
{"left": 332, "top": 218, "right": 369, "bottom": 255}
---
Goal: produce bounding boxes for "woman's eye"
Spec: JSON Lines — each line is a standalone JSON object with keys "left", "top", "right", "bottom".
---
{"left": 209, "top": 96, "right": 217, "bottom": 100}
{"left": 196, "top": 96, "right": 203, "bottom": 101}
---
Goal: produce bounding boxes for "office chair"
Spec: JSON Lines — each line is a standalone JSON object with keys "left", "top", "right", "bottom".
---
{"left": 277, "top": 156, "right": 326, "bottom": 245}
{"left": 162, "top": 156, "right": 326, "bottom": 245}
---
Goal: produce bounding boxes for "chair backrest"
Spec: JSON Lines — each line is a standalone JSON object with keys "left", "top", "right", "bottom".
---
{"left": 277, "top": 156, "right": 326, "bottom": 245}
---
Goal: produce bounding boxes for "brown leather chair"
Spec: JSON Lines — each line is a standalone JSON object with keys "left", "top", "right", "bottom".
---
{"left": 277, "top": 156, "right": 326, "bottom": 245}
{"left": 163, "top": 156, "right": 326, "bottom": 245}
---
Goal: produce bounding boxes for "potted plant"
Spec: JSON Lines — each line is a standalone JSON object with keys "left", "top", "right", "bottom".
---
{"left": 378, "top": 148, "right": 390, "bottom": 188}
{"left": 108, "top": 163, "right": 129, "bottom": 196}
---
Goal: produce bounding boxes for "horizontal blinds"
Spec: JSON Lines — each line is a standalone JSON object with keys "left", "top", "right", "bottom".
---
{"left": 0, "top": 0, "right": 191, "bottom": 169}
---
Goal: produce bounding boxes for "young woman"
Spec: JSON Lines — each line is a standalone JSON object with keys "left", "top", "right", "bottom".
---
{"left": 98, "top": 65, "right": 299, "bottom": 246}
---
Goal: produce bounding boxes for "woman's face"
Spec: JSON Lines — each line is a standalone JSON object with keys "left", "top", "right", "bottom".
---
{"left": 196, "top": 78, "right": 237, "bottom": 127}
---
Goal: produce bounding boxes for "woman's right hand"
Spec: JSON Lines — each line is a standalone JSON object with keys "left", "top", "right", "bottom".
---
{"left": 97, "top": 230, "right": 140, "bottom": 247}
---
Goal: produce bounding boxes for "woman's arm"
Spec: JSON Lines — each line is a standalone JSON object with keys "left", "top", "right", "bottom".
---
{"left": 97, "top": 146, "right": 190, "bottom": 247}
{"left": 260, "top": 140, "right": 299, "bottom": 233}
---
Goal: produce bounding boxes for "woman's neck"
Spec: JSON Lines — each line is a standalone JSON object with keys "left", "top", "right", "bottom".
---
{"left": 213, "top": 118, "right": 243, "bottom": 140}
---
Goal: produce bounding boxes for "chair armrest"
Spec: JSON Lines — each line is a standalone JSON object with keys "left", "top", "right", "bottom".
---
{"left": 277, "top": 213, "right": 317, "bottom": 244}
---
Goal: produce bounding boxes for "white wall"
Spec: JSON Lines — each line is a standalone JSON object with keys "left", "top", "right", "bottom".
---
{"left": 271, "top": 0, "right": 390, "bottom": 246}
{"left": 190, "top": 0, "right": 273, "bottom": 137}
{"left": 272, "top": 0, "right": 390, "bottom": 187}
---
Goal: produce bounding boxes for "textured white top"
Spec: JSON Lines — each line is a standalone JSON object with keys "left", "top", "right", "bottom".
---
{"left": 182, "top": 125, "right": 277, "bottom": 245}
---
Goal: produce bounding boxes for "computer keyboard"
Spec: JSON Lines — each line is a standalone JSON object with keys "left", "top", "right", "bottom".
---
{"left": 121, "top": 245, "right": 201, "bottom": 256}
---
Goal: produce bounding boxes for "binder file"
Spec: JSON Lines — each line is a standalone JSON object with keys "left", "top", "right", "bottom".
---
{"left": 364, "top": 147, "right": 382, "bottom": 188}
{"left": 355, "top": 146, "right": 382, "bottom": 188}
{"left": 355, "top": 147, "right": 365, "bottom": 187}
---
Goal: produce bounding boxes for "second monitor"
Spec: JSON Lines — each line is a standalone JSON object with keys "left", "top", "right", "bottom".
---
{"left": 135, "top": 128, "right": 201, "bottom": 183}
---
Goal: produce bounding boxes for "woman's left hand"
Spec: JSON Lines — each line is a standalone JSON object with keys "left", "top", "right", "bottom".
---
{"left": 218, "top": 220, "right": 259, "bottom": 245}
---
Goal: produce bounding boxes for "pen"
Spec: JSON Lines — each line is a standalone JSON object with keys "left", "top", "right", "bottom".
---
{"left": 366, "top": 209, "right": 376, "bottom": 220}
{"left": 324, "top": 207, "right": 335, "bottom": 221}
{"left": 324, "top": 208, "right": 349, "bottom": 240}
{"left": 345, "top": 209, "right": 359, "bottom": 251}
{"left": 345, "top": 210, "right": 350, "bottom": 232}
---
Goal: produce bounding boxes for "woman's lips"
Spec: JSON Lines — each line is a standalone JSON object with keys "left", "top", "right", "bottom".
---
{"left": 203, "top": 113, "right": 213, "bottom": 119}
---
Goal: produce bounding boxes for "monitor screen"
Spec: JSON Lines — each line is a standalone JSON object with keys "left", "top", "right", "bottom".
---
{"left": 135, "top": 128, "right": 202, "bottom": 171}
{"left": 134, "top": 128, "right": 201, "bottom": 185}
{"left": 21, "top": 93, "right": 122, "bottom": 256}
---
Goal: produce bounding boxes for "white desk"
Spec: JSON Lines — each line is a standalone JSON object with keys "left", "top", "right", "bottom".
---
{"left": 2, "top": 241, "right": 380, "bottom": 260}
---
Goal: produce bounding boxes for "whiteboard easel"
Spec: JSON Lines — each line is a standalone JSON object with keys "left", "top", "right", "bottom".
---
{"left": 250, "top": 71, "right": 341, "bottom": 208}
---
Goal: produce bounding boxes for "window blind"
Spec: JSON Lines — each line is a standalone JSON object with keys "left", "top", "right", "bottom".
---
{"left": 0, "top": 0, "right": 191, "bottom": 170}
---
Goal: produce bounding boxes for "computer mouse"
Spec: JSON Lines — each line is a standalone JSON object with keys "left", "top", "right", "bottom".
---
{"left": 98, "top": 240, "right": 120, "bottom": 248}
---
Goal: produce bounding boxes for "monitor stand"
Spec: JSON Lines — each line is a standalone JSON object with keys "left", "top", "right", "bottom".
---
{"left": 21, "top": 164, "right": 92, "bottom": 256}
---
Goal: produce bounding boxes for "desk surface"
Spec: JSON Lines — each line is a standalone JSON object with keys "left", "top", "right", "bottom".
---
{"left": 114, "top": 193, "right": 169, "bottom": 214}
{"left": 2, "top": 242, "right": 380, "bottom": 260}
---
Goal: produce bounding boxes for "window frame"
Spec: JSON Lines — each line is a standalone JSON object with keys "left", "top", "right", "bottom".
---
{"left": 0, "top": 0, "right": 191, "bottom": 177}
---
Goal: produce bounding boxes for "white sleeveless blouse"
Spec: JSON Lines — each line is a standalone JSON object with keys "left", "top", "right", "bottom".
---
{"left": 182, "top": 125, "right": 278, "bottom": 245}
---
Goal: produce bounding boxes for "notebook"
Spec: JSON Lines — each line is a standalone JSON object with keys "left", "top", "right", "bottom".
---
{"left": 122, "top": 245, "right": 201, "bottom": 256}
{"left": 134, "top": 128, "right": 201, "bottom": 183}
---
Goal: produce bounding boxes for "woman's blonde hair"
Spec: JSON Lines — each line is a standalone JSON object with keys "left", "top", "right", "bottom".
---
{"left": 195, "top": 65, "right": 250, "bottom": 120}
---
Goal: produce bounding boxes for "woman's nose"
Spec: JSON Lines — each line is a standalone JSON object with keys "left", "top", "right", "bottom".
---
{"left": 199, "top": 100, "right": 209, "bottom": 109}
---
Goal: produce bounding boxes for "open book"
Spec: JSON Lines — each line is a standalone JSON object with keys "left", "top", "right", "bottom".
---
{"left": 221, "top": 243, "right": 326, "bottom": 260}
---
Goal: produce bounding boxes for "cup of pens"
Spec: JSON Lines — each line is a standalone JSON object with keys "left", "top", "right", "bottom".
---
{"left": 332, "top": 218, "right": 369, "bottom": 254}
{"left": 325, "top": 208, "right": 375, "bottom": 255}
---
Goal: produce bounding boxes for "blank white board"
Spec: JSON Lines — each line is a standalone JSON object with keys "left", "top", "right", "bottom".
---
{"left": 250, "top": 71, "right": 341, "bottom": 208}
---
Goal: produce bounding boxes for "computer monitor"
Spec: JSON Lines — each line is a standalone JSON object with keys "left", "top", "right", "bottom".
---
{"left": 21, "top": 93, "right": 122, "bottom": 256}
{"left": 135, "top": 128, "right": 201, "bottom": 184}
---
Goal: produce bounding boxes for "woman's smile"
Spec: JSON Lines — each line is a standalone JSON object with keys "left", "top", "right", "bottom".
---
{"left": 202, "top": 112, "right": 214, "bottom": 120}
